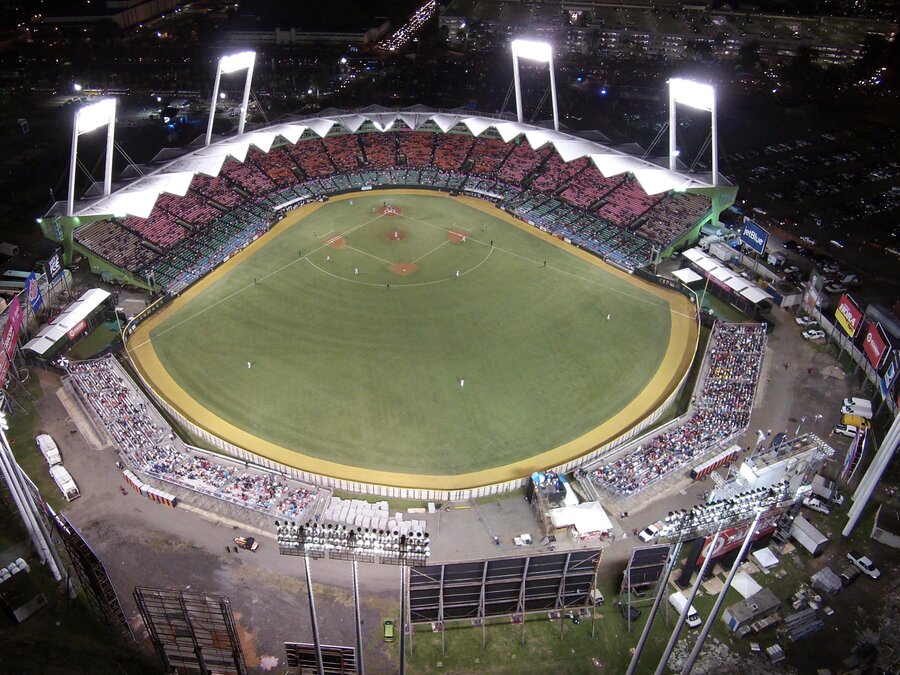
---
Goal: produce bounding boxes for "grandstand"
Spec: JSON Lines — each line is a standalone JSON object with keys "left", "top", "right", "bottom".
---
{"left": 41, "top": 111, "right": 734, "bottom": 295}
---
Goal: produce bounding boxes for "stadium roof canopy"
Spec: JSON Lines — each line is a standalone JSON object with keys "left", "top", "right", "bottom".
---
{"left": 49, "top": 108, "right": 727, "bottom": 221}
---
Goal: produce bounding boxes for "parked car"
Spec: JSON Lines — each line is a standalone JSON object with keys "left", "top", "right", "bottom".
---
{"left": 800, "top": 236, "right": 817, "bottom": 246}
{"left": 637, "top": 523, "right": 661, "bottom": 543}
{"left": 833, "top": 424, "right": 858, "bottom": 438}
{"left": 847, "top": 551, "right": 881, "bottom": 579}
{"left": 383, "top": 619, "right": 395, "bottom": 642}
{"left": 802, "top": 497, "right": 831, "bottom": 515}
{"left": 830, "top": 239, "right": 845, "bottom": 249}
{"left": 795, "top": 316, "right": 817, "bottom": 326}
{"left": 803, "top": 329, "right": 826, "bottom": 340}
{"left": 783, "top": 265, "right": 800, "bottom": 275}
{"left": 824, "top": 283, "right": 847, "bottom": 294}
{"left": 840, "top": 564, "right": 861, "bottom": 586}
{"left": 233, "top": 536, "right": 259, "bottom": 552}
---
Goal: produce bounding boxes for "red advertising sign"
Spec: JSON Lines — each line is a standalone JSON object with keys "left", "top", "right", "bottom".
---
{"left": 0, "top": 297, "right": 23, "bottom": 385}
{"left": 67, "top": 320, "right": 88, "bottom": 341}
{"left": 699, "top": 509, "right": 785, "bottom": 561}
{"left": 835, "top": 293, "right": 863, "bottom": 338}
{"left": 863, "top": 322, "right": 890, "bottom": 370}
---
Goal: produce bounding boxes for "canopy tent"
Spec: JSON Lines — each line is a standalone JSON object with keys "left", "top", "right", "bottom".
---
{"left": 672, "top": 268, "right": 703, "bottom": 284}
{"left": 732, "top": 571, "right": 764, "bottom": 599}
{"left": 549, "top": 501, "right": 614, "bottom": 535}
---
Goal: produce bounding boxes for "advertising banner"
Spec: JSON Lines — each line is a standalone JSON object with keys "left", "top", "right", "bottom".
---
{"left": 699, "top": 508, "right": 784, "bottom": 561}
{"left": 834, "top": 293, "right": 863, "bottom": 338}
{"left": 740, "top": 217, "right": 769, "bottom": 255}
{"left": 46, "top": 249, "right": 64, "bottom": 284}
{"left": 67, "top": 320, "right": 87, "bottom": 341}
{"left": 25, "top": 272, "right": 43, "bottom": 313}
{"left": 863, "top": 322, "right": 890, "bottom": 370}
{"left": 0, "top": 297, "right": 23, "bottom": 386}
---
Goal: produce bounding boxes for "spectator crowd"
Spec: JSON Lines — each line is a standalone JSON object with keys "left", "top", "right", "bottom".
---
{"left": 591, "top": 322, "right": 766, "bottom": 495}
{"left": 66, "top": 356, "right": 315, "bottom": 519}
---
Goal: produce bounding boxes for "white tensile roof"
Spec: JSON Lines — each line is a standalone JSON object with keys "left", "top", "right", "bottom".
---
{"left": 69, "top": 110, "right": 720, "bottom": 220}
{"left": 24, "top": 288, "right": 110, "bottom": 355}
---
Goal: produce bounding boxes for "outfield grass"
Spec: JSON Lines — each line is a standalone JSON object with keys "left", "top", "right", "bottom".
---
{"left": 131, "top": 192, "right": 695, "bottom": 485}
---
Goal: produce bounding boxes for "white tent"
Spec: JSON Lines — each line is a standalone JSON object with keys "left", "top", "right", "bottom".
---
{"left": 672, "top": 268, "right": 703, "bottom": 284}
{"left": 549, "top": 502, "right": 613, "bottom": 535}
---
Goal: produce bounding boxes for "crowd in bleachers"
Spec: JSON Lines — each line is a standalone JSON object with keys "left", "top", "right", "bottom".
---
{"left": 73, "top": 129, "right": 713, "bottom": 293}
{"left": 590, "top": 322, "right": 766, "bottom": 496}
{"left": 66, "top": 356, "right": 315, "bottom": 519}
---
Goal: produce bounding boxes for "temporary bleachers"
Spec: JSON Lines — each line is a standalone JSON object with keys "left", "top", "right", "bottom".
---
{"left": 398, "top": 130, "right": 434, "bottom": 167}
{"left": 322, "top": 134, "right": 361, "bottom": 172}
{"left": 360, "top": 132, "right": 398, "bottom": 168}
{"left": 433, "top": 133, "right": 474, "bottom": 172}
{"left": 596, "top": 177, "right": 664, "bottom": 227}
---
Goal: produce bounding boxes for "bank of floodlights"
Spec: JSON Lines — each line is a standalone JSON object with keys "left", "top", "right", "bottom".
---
{"left": 205, "top": 51, "right": 256, "bottom": 146}
{"left": 67, "top": 98, "right": 117, "bottom": 216}
{"left": 668, "top": 77, "right": 718, "bottom": 185}
{"left": 510, "top": 38, "right": 559, "bottom": 132}
{"left": 660, "top": 481, "right": 792, "bottom": 541}
{"left": 275, "top": 521, "right": 431, "bottom": 565}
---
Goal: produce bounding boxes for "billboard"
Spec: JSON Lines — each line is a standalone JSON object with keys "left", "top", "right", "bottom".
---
{"left": 835, "top": 293, "right": 863, "bottom": 338}
{"left": 863, "top": 322, "right": 891, "bottom": 370}
{"left": 25, "top": 272, "right": 43, "bottom": 313}
{"left": 699, "top": 508, "right": 785, "bottom": 561}
{"left": 0, "top": 297, "right": 24, "bottom": 386}
{"left": 740, "top": 218, "right": 769, "bottom": 255}
{"left": 46, "top": 250, "right": 64, "bottom": 285}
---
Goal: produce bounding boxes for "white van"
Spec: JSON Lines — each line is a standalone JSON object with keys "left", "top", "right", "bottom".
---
{"left": 840, "top": 404, "right": 872, "bottom": 420}
{"left": 49, "top": 465, "right": 80, "bottom": 501}
{"left": 668, "top": 592, "right": 702, "bottom": 628}
{"left": 35, "top": 434, "right": 62, "bottom": 467}
{"left": 842, "top": 397, "right": 872, "bottom": 409}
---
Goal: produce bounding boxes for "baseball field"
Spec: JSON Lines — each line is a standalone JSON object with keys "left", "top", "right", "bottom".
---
{"left": 127, "top": 191, "right": 698, "bottom": 490}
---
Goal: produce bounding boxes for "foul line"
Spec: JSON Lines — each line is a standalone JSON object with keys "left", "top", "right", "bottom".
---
{"left": 412, "top": 239, "right": 449, "bottom": 264}
{"left": 345, "top": 244, "right": 393, "bottom": 266}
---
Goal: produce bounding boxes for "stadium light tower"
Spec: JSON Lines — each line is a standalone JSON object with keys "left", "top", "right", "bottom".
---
{"left": 510, "top": 39, "right": 559, "bottom": 132}
{"left": 205, "top": 51, "right": 256, "bottom": 146}
{"left": 67, "top": 98, "right": 117, "bottom": 216}
{"left": 668, "top": 78, "right": 718, "bottom": 185}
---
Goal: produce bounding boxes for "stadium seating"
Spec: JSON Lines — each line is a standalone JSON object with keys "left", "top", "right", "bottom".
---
{"left": 121, "top": 209, "right": 189, "bottom": 250}
{"left": 66, "top": 356, "right": 316, "bottom": 519}
{"left": 191, "top": 173, "right": 244, "bottom": 208}
{"left": 559, "top": 166, "right": 624, "bottom": 210}
{"left": 74, "top": 219, "right": 159, "bottom": 271}
{"left": 433, "top": 133, "right": 474, "bottom": 172}
{"left": 498, "top": 143, "right": 552, "bottom": 183}
{"left": 469, "top": 137, "right": 512, "bottom": 176}
{"left": 360, "top": 132, "right": 398, "bottom": 168}
{"left": 591, "top": 323, "right": 765, "bottom": 495}
{"left": 155, "top": 192, "right": 221, "bottom": 227}
{"left": 249, "top": 147, "right": 301, "bottom": 187}
{"left": 286, "top": 138, "right": 335, "bottom": 177}
{"left": 596, "top": 177, "right": 664, "bottom": 227}
{"left": 322, "top": 135, "right": 362, "bottom": 172}
{"left": 634, "top": 192, "right": 711, "bottom": 245}
{"left": 531, "top": 155, "right": 589, "bottom": 193}
{"left": 398, "top": 130, "right": 435, "bottom": 167}
{"left": 220, "top": 157, "right": 277, "bottom": 197}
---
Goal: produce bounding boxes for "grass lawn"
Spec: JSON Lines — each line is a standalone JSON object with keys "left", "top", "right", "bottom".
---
{"left": 136, "top": 192, "right": 685, "bottom": 478}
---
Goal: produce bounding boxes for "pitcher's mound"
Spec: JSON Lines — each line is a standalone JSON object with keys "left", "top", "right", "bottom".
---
{"left": 386, "top": 230, "right": 407, "bottom": 241}
{"left": 378, "top": 205, "right": 403, "bottom": 216}
{"left": 448, "top": 230, "right": 468, "bottom": 243}
{"left": 325, "top": 236, "right": 347, "bottom": 249}
{"left": 389, "top": 263, "right": 418, "bottom": 276}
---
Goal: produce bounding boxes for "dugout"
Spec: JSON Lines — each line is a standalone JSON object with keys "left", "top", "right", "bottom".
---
{"left": 23, "top": 288, "right": 111, "bottom": 362}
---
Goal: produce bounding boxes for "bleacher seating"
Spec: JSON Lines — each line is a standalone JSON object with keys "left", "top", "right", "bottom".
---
{"left": 220, "top": 157, "right": 277, "bottom": 197}
{"left": 286, "top": 138, "right": 335, "bottom": 177}
{"left": 398, "top": 130, "right": 434, "bottom": 167}
{"left": 470, "top": 137, "right": 511, "bottom": 175}
{"left": 531, "top": 155, "right": 589, "bottom": 193}
{"left": 322, "top": 135, "right": 361, "bottom": 172}
{"left": 191, "top": 173, "right": 244, "bottom": 208}
{"left": 360, "top": 132, "right": 397, "bottom": 168}
{"left": 121, "top": 209, "right": 188, "bottom": 250}
{"left": 155, "top": 192, "right": 221, "bottom": 227}
{"left": 249, "top": 147, "right": 300, "bottom": 187}
{"left": 596, "top": 177, "right": 664, "bottom": 227}
{"left": 433, "top": 133, "right": 474, "bottom": 171}
{"left": 74, "top": 219, "right": 158, "bottom": 271}
{"left": 559, "top": 165, "right": 623, "bottom": 210}
{"left": 635, "top": 192, "right": 711, "bottom": 245}
{"left": 498, "top": 143, "right": 552, "bottom": 183}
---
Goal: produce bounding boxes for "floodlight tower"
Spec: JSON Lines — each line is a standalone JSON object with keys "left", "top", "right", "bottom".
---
{"left": 510, "top": 39, "right": 559, "bottom": 132}
{"left": 67, "top": 99, "right": 117, "bottom": 217}
{"left": 668, "top": 78, "right": 718, "bottom": 185}
{"left": 205, "top": 51, "right": 256, "bottom": 146}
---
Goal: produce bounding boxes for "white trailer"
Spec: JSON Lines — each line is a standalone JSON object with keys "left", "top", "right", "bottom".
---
{"left": 35, "top": 434, "right": 62, "bottom": 467}
{"left": 790, "top": 514, "right": 828, "bottom": 556}
{"left": 49, "top": 465, "right": 80, "bottom": 502}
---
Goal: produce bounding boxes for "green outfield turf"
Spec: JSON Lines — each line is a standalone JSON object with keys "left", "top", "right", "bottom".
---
{"left": 139, "top": 193, "right": 676, "bottom": 477}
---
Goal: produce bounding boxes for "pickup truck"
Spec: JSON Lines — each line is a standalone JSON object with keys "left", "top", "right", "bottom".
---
{"left": 847, "top": 550, "right": 880, "bottom": 579}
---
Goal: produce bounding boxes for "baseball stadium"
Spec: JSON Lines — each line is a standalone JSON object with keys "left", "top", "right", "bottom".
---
{"left": 40, "top": 105, "right": 736, "bottom": 498}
